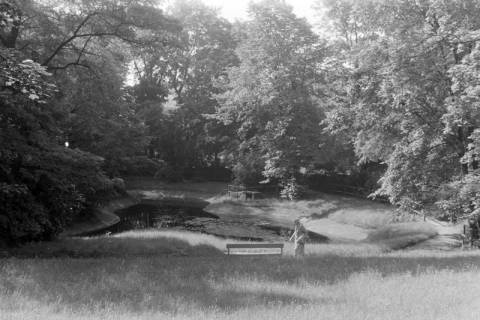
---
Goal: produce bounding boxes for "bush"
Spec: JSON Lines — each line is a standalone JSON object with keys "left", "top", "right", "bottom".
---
{"left": 0, "top": 145, "right": 117, "bottom": 245}
{"left": 280, "top": 177, "right": 305, "bottom": 200}
{"left": 112, "top": 177, "right": 126, "bottom": 192}
{"left": 34, "top": 174, "right": 86, "bottom": 231}
{"left": 435, "top": 174, "right": 480, "bottom": 221}
{"left": 0, "top": 183, "right": 51, "bottom": 244}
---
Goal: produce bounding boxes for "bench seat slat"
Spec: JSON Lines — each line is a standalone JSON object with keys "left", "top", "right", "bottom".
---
{"left": 226, "top": 243, "right": 284, "bottom": 249}
{"left": 227, "top": 251, "right": 282, "bottom": 255}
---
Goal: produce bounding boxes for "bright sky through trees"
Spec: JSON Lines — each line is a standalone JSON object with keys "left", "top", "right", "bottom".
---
{"left": 167, "top": 0, "right": 319, "bottom": 23}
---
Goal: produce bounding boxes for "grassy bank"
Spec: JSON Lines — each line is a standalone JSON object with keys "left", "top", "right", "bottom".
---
{"left": 2, "top": 230, "right": 480, "bottom": 320}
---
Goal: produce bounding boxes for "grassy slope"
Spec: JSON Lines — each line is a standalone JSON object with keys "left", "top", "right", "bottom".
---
{"left": 2, "top": 230, "right": 480, "bottom": 320}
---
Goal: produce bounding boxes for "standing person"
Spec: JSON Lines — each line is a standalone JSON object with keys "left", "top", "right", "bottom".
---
{"left": 290, "top": 219, "right": 307, "bottom": 257}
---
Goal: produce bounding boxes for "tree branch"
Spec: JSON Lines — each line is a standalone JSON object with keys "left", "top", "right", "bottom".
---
{"left": 48, "top": 62, "right": 91, "bottom": 70}
{"left": 42, "top": 12, "right": 98, "bottom": 66}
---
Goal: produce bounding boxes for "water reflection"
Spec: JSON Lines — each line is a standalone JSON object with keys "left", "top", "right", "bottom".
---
{"left": 107, "top": 202, "right": 218, "bottom": 234}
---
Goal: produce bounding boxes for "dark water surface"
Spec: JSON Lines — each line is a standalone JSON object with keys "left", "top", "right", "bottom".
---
{"left": 95, "top": 199, "right": 216, "bottom": 234}
{"left": 89, "top": 197, "right": 327, "bottom": 243}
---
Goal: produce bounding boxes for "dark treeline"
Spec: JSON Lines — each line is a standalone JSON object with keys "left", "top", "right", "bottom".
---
{"left": 1, "top": 0, "right": 480, "bottom": 244}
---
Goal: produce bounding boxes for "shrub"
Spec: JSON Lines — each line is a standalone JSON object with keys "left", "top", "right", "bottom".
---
{"left": 0, "top": 145, "right": 117, "bottom": 245}
{"left": 435, "top": 174, "right": 480, "bottom": 221}
{"left": 280, "top": 177, "right": 305, "bottom": 200}
{"left": 34, "top": 174, "right": 86, "bottom": 231}
{"left": 112, "top": 177, "right": 126, "bottom": 192}
{"left": 0, "top": 183, "right": 51, "bottom": 244}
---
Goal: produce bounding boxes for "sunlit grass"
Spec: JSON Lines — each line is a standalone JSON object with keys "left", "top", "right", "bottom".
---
{"left": 2, "top": 230, "right": 480, "bottom": 320}
{"left": 328, "top": 207, "right": 394, "bottom": 229}
{"left": 2, "top": 230, "right": 383, "bottom": 258}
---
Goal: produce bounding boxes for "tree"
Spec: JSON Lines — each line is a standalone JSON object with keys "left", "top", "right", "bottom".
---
{"left": 319, "top": 0, "right": 480, "bottom": 217}
{"left": 131, "top": 0, "right": 238, "bottom": 172}
{"left": 34, "top": 0, "right": 179, "bottom": 174}
{"left": 215, "top": 0, "right": 326, "bottom": 193}
{"left": 0, "top": 44, "right": 108, "bottom": 244}
{"left": 0, "top": 0, "right": 179, "bottom": 244}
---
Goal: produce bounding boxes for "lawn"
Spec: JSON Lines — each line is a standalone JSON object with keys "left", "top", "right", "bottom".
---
{"left": 2, "top": 230, "right": 480, "bottom": 320}
{"left": 2, "top": 181, "right": 468, "bottom": 319}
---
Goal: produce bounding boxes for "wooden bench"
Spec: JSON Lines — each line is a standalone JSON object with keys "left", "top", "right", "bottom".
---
{"left": 226, "top": 243, "right": 284, "bottom": 255}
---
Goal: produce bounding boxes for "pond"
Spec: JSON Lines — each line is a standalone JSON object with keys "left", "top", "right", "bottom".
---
{"left": 90, "top": 197, "right": 328, "bottom": 243}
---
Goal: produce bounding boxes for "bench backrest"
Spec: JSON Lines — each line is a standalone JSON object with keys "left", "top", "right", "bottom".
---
{"left": 226, "top": 243, "right": 284, "bottom": 255}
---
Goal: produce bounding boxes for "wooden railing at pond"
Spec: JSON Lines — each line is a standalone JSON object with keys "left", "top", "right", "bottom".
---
{"left": 227, "top": 184, "right": 261, "bottom": 200}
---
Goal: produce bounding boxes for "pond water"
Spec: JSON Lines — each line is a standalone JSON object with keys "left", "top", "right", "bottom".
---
{"left": 91, "top": 198, "right": 327, "bottom": 243}
{"left": 95, "top": 200, "right": 214, "bottom": 233}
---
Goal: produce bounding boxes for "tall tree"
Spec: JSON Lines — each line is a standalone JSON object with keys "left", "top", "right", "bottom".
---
{"left": 131, "top": 0, "right": 238, "bottom": 171}
{"left": 0, "top": 0, "right": 179, "bottom": 244}
{"left": 215, "top": 0, "right": 326, "bottom": 192}
{"left": 319, "top": 0, "right": 480, "bottom": 217}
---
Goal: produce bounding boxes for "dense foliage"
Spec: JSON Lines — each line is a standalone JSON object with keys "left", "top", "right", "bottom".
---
{"left": 131, "top": 0, "right": 238, "bottom": 174}
{"left": 2, "top": 0, "right": 480, "bottom": 244}
{"left": 0, "top": 0, "right": 175, "bottom": 244}
{"left": 214, "top": 1, "right": 329, "bottom": 193}
{"left": 320, "top": 0, "right": 480, "bottom": 218}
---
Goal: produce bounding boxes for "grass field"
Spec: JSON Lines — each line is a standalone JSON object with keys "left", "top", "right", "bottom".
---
{"left": 2, "top": 230, "right": 480, "bottom": 320}
{"left": 1, "top": 180, "right": 468, "bottom": 319}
